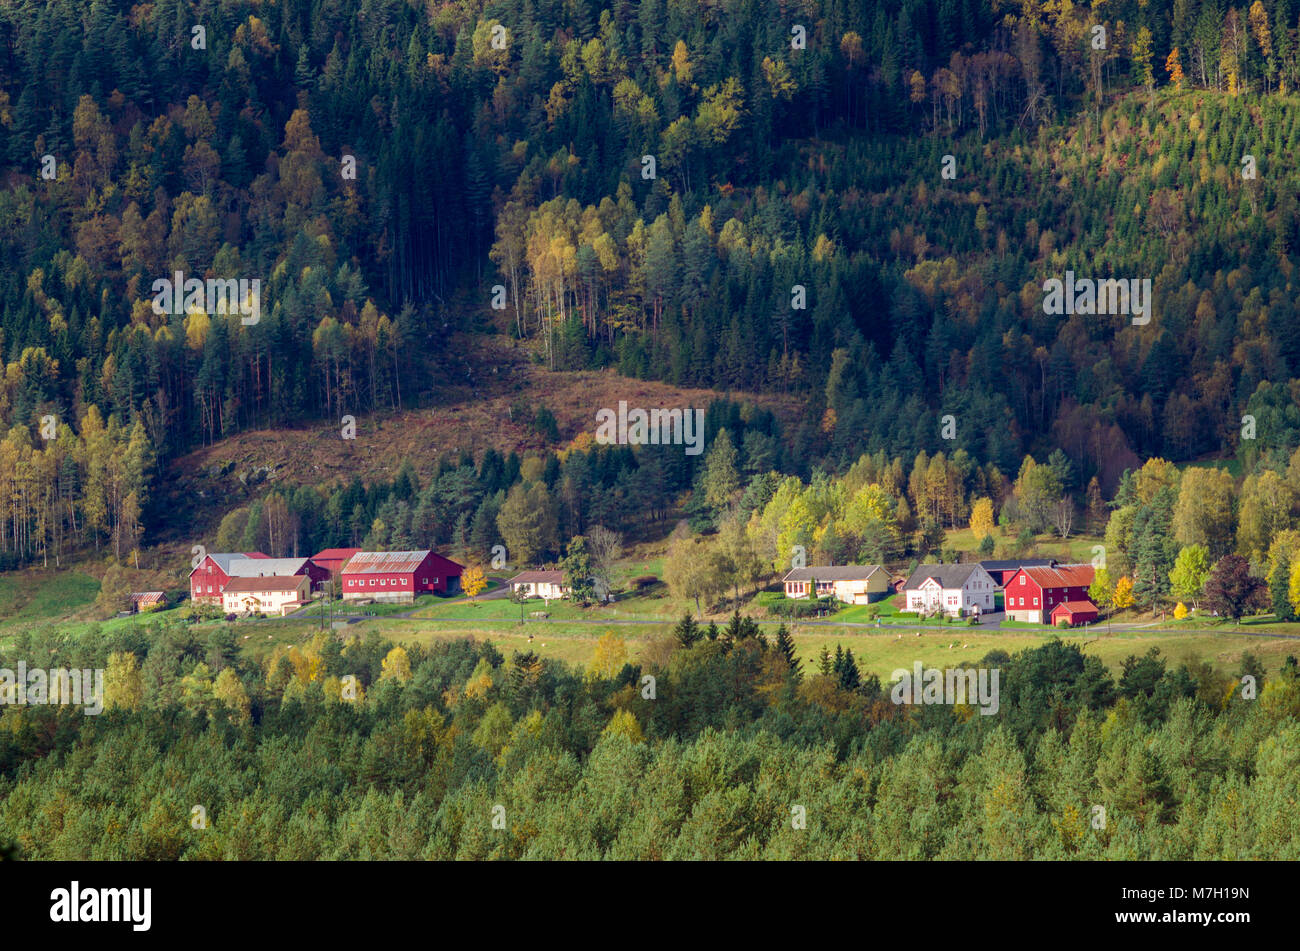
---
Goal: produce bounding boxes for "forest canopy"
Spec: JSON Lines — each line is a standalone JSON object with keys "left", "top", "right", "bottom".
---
{"left": 2, "top": 1, "right": 1300, "bottom": 569}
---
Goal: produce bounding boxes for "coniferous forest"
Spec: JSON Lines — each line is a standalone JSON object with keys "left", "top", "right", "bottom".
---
{"left": 1, "top": 0, "right": 1300, "bottom": 873}
{"left": 4, "top": 0, "right": 1300, "bottom": 561}
{"left": 2, "top": 623, "right": 1299, "bottom": 859}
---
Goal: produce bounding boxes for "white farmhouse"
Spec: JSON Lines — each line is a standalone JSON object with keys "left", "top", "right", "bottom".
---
{"left": 222, "top": 575, "right": 312, "bottom": 617}
{"left": 903, "top": 563, "right": 997, "bottom": 618}
{"left": 509, "top": 570, "right": 571, "bottom": 600}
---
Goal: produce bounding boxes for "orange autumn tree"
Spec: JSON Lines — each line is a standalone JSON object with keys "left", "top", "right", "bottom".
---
{"left": 1113, "top": 576, "right": 1136, "bottom": 609}
{"left": 462, "top": 563, "right": 487, "bottom": 599}
{"left": 1165, "top": 47, "right": 1185, "bottom": 90}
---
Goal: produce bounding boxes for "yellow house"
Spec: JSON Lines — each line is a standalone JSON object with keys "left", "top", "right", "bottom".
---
{"left": 781, "top": 565, "right": 890, "bottom": 604}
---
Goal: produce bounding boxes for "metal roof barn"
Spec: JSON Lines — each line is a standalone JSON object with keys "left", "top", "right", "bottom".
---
{"left": 344, "top": 550, "right": 435, "bottom": 573}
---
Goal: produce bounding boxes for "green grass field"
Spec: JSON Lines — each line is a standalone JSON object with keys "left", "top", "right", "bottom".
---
{"left": 783, "top": 627, "right": 1297, "bottom": 679}
{"left": 1178, "top": 457, "right": 1243, "bottom": 479}
{"left": 0, "top": 570, "right": 100, "bottom": 632}
{"left": 412, "top": 586, "right": 683, "bottom": 622}
{"left": 332, "top": 610, "right": 1299, "bottom": 681}
{"left": 940, "top": 526, "right": 1105, "bottom": 563}
{"left": 366, "top": 616, "right": 642, "bottom": 667}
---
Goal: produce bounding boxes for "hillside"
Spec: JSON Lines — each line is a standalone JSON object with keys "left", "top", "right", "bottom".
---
{"left": 156, "top": 332, "right": 804, "bottom": 543}
{"left": 2, "top": 0, "right": 1300, "bottom": 577}
{"left": 7, "top": 0, "right": 1300, "bottom": 879}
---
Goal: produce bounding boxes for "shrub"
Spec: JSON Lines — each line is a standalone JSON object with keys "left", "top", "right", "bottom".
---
{"left": 767, "top": 596, "right": 837, "bottom": 618}
{"left": 181, "top": 600, "right": 225, "bottom": 622}
{"left": 534, "top": 407, "right": 560, "bottom": 442}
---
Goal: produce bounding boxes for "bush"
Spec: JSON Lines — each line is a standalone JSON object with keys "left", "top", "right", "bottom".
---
{"left": 92, "top": 564, "right": 133, "bottom": 619}
{"left": 181, "top": 600, "right": 225, "bottom": 622}
{"left": 766, "top": 596, "right": 838, "bottom": 618}
{"left": 513, "top": 402, "right": 560, "bottom": 442}
{"left": 534, "top": 407, "right": 560, "bottom": 442}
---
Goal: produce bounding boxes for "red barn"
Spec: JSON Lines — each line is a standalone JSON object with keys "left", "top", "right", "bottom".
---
{"left": 341, "top": 550, "right": 464, "bottom": 603}
{"left": 1004, "top": 564, "right": 1095, "bottom": 623}
{"left": 978, "top": 558, "right": 1055, "bottom": 588}
{"left": 189, "top": 552, "right": 271, "bottom": 603}
{"left": 230, "top": 557, "right": 330, "bottom": 591}
{"left": 1051, "top": 601, "right": 1099, "bottom": 627}
{"left": 311, "top": 548, "right": 362, "bottom": 580}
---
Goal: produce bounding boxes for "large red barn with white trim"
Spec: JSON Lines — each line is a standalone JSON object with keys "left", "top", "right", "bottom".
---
{"left": 189, "top": 552, "right": 271, "bottom": 603}
{"left": 340, "top": 550, "right": 464, "bottom": 602}
{"left": 1004, "top": 564, "right": 1095, "bottom": 624}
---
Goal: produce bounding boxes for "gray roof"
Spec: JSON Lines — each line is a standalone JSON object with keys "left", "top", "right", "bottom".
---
{"left": 228, "top": 557, "right": 309, "bottom": 577}
{"left": 782, "top": 565, "right": 885, "bottom": 582}
{"left": 903, "top": 563, "right": 990, "bottom": 590}
{"left": 198, "top": 552, "right": 269, "bottom": 574}
{"left": 979, "top": 559, "right": 1055, "bottom": 572}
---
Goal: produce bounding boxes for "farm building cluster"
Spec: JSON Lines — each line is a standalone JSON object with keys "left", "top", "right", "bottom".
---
{"left": 189, "top": 547, "right": 465, "bottom": 615}
{"left": 780, "top": 559, "right": 1099, "bottom": 625}
{"left": 187, "top": 543, "right": 1099, "bottom": 625}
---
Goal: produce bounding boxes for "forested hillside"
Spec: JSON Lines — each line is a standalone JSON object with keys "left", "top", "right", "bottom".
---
{"left": 7, "top": 0, "right": 1300, "bottom": 870}
{"left": 2, "top": 622, "right": 1299, "bottom": 859}
{"left": 1, "top": 0, "right": 1300, "bottom": 567}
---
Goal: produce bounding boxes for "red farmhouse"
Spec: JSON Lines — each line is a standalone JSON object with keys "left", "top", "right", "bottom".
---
{"left": 1004, "top": 564, "right": 1095, "bottom": 624}
{"left": 1051, "top": 601, "right": 1100, "bottom": 627}
{"left": 311, "top": 548, "right": 362, "bottom": 580}
{"left": 190, "top": 552, "right": 271, "bottom": 603}
{"left": 341, "top": 550, "right": 464, "bottom": 603}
